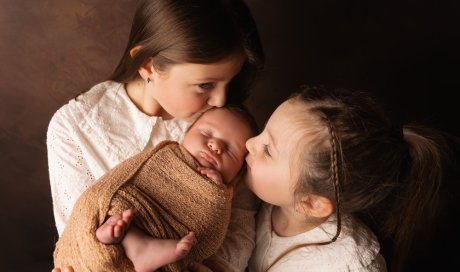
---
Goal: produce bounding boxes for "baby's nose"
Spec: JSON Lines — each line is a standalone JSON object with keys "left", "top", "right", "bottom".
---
{"left": 208, "top": 140, "right": 222, "bottom": 155}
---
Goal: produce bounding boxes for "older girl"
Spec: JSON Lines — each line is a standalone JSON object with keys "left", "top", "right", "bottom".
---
{"left": 48, "top": 0, "right": 264, "bottom": 271}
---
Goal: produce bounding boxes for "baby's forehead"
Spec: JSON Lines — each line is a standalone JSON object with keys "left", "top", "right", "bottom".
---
{"left": 200, "top": 107, "right": 228, "bottom": 118}
{"left": 190, "top": 106, "right": 257, "bottom": 142}
{"left": 198, "top": 108, "right": 253, "bottom": 136}
{"left": 197, "top": 107, "right": 248, "bottom": 126}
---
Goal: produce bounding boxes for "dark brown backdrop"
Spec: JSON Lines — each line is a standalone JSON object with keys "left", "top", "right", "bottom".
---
{"left": 1, "top": 0, "right": 458, "bottom": 271}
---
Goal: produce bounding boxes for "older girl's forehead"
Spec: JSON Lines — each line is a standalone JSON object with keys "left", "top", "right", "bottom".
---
{"left": 171, "top": 53, "right": 246, "bottom": 80}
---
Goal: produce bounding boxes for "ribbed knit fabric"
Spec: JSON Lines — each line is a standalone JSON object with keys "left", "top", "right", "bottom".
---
{"left": 53, "top": 141, "right": 233, "bottom": 271}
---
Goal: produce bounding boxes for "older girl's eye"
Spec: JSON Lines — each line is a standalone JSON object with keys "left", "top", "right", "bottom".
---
{"left": 198, "top": 83, "right": 215, "bottom": 90}
{"left": 263, "top": 144, "right": 271, "bottom": 157}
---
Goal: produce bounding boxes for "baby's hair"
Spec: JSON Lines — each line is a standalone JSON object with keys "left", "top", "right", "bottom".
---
{"left": 110, "top": 0, "right": 265, "bottom": 104}
{"left": 224, "top": 103, "right": 260, "bottom": 136}
{"left": 190, "top": 104, "right": 259, "bottom": 136}
{"left": 275, "top": 85, "right": 453, "bottom": 271}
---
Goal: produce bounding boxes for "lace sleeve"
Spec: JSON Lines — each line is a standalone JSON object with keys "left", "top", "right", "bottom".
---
{"left": 212, "top": 184, "right": 261, "bottom": 271}
{"left": 46, "top": 110, "right": 96, "bottom": 236}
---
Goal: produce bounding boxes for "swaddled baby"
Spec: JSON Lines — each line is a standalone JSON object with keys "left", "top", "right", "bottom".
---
{"left": 53, "top": 105, "right": 257, "bottom": 272}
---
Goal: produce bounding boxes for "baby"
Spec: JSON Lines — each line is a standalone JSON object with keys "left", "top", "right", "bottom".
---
{"left": 53, "top": 105, "right": 257, "bottom": 272}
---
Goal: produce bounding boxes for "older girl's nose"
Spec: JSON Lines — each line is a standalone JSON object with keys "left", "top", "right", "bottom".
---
{"left": 207, "top": 87, "right": 226, "bottom": 108}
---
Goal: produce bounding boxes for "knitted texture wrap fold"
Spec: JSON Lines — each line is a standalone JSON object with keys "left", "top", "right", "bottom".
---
{"left": 53, "top": 141, "right": 233, "bottom": 271}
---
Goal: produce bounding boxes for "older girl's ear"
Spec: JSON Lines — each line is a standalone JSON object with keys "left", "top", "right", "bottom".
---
{"left": 298, "top": 194, "right": 334, "bottom": 218}
{"left": 129, "top": 45, "right": 143, "bottom": 58}
{"left": 130, "top": 45, "right": 155, "bottom": 82}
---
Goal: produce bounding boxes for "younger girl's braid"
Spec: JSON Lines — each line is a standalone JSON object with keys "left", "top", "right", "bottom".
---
{"left": 326, "top": 119, "right": 342, "bottom": 242}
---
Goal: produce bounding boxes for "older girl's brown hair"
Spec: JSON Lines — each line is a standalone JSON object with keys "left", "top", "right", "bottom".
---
{"left": 110, "top": 0, "right": 264, "bottom": 104}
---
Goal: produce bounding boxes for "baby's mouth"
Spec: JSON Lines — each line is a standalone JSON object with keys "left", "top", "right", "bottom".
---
{"left": 199, "top": 151, "right": 218, "bottom": 169}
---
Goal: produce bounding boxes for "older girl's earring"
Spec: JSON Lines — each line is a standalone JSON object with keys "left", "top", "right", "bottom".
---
{"left": 144, "top": 77, "right": 150, "bottom": 85}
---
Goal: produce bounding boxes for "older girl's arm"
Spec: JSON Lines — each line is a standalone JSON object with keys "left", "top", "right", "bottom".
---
{"left": 47, "top": 109, "right": 96, "bottom": 235}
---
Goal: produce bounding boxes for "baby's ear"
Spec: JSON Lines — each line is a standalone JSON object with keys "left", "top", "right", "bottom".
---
{"left": 298, "top": 194, "right": 334, "bottom": 218}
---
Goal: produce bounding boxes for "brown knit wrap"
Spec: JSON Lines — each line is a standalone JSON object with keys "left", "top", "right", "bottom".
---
{"left": 53, "top": 141, "right": 233, "bottom": 272}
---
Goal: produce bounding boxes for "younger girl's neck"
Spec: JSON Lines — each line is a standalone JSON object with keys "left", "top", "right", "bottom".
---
{"left": 125, "top": 80, "right": 173, "bottom": 119}
{"left": 271, "top": 205, "right": 326, "bottom": 237}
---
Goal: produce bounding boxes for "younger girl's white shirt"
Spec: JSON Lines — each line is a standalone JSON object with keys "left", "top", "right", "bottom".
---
{"left": 249, "top": 203, "right": 387, "bottom": 272}
{"left": 47, "top": 81, "right": 193, "bottom": 235}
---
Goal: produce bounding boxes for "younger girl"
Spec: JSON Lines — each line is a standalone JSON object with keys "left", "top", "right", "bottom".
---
{"left": 245, "top": 85, "right": 452, "bottom": 271}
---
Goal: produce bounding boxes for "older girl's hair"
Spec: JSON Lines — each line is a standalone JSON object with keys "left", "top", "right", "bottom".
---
{"left": 291, "top": 85, "right": 453, "bottom": 271}
{"left": 110, "top": 0, "right": 264, "bottom": 104}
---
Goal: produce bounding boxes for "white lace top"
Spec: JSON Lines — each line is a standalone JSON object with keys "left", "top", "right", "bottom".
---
{"left": 47, "top": 80, "right": 194, "bottom": 235}
{"left": 47, "top": 80, "right": 256, "bottom": 271}
{"left": 249, "top": 203, "right": 387, "bottom": 272}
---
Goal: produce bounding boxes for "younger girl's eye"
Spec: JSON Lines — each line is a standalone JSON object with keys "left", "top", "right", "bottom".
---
{"left": 263, "top": 144, "right": 271, "bottom": 157}
{"left": 198, "top": 82, "right": 215, "bottom": 90}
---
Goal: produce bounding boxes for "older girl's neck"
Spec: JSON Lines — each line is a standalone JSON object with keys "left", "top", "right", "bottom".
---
{"left": 125, "top": 80, "right": 172, "bottom": 119}
{"left": 271, "top": 205, "right": 325, "bottom": 237}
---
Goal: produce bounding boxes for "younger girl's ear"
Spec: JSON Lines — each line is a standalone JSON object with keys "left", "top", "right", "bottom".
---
{"left": 298, "top": 194, "right": 334, "bottom": 218}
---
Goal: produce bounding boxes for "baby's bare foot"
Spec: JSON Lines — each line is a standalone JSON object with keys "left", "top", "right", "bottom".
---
{"left": 125, "top": 231, "right": 197, "bottom": 272}
{"left": 175, "top": 232, "right": 197, "bottom": 257}
{"left": 96, "top": 209, "right": 134, "bottom": 244}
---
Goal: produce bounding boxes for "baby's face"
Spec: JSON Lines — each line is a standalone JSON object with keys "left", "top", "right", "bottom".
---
{"left": 183, "top": 108, "right": 253, "bottom": 183}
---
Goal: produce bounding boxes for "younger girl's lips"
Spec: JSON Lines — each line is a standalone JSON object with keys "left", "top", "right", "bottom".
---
{"left": 245, "top": 156, "right": 251, "bottom": 168}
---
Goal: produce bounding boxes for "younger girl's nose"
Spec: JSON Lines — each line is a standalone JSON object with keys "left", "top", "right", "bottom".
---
{"left": 245, "top": 137, "right": 254, "bottom": 153}
{"left": 208, "top": 139, "right": 222, "bottom": 155}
